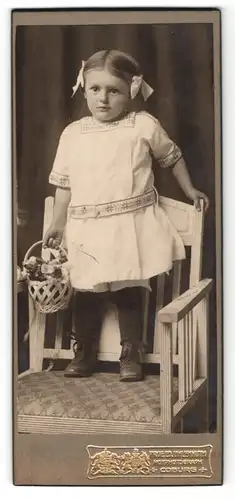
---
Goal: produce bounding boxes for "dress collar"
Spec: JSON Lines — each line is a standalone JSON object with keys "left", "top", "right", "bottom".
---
{"left": 80, "top": 112, "right": 136, "bottom": 134}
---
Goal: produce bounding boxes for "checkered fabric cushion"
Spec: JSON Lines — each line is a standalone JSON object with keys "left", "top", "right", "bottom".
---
{"left": 18, "top": 371, "right": 178, "bottom": 424}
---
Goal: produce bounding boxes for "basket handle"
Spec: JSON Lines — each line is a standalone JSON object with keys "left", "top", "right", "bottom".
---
{"left": 23, "top": 240, "right": 68, "bottom": 266}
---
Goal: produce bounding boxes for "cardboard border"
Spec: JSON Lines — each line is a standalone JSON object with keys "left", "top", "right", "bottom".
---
{"left": 12, "top": 9, "right": 222, "bottom": 486}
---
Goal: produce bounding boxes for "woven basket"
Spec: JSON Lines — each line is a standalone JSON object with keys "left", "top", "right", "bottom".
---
{"left": 23, "top": 240, "right": 73, "bottom": 314}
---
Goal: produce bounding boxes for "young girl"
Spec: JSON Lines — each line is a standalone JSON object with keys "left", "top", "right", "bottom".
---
{"left": 43, "top": 49, "right": 209, "bottom": 382}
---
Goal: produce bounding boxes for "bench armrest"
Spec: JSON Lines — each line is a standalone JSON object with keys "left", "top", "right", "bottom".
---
{"left": 158, "top": 278, "right": 213, "bottom": 323}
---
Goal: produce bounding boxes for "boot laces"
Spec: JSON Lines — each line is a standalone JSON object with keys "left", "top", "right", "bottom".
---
{"left": 67, "top": 332, "right": 83, "bottom": 355}
{"left": 120, "top": 341, "right": 146, "bottom": 363}
{"left": 67, "top": 332, "right": 98, "bottom": 357}
{"left": 120, "top": 342, "right": 132, "bottom": 360}
{"left": 120, "top": 342, "right": 139, "bottom": 364}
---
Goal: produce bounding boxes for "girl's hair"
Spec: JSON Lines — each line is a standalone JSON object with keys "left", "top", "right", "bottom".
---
{"left": 83, "top": 50, "right": 142, "bottom": 85}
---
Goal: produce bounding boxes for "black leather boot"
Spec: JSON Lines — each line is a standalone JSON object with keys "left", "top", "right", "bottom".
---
{"left": 119, "top": 341, "right": 144, "bottom": 382}
{"left": 113, "top": 287, "right": 145, "bottom": 382}
{"left": 64, "top": 336, "right": 98, "bottom": 378}
{"left": 64, "top": 291, "right": 105, "bottom": 378}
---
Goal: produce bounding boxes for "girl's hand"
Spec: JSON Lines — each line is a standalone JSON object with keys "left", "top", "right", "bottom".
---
{"left": 187, "top": 188, "right": 210, "bottom": 212}
{"left": 43, "top": 226, "right": 64, "bottom": 249}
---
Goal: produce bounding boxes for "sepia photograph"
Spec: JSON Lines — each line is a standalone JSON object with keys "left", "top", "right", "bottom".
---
{"left": 13, "top": 9, "right": 222, "bottom": 486}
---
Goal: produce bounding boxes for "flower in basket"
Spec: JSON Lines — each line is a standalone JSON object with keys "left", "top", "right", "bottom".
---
{"left": 24, "top": 256, "right": 43, "bottom": 268}
{"left": 17, "top": 266, "right": 24, "bottom": 282}
{"left": 23, "top": 256, "right": 45, "bottom": 281}
{"left": 40, "top": 263, "right": 64, "bottom": 280}
{"left": 23, "top": 251, "right": 70, "bottom": 283}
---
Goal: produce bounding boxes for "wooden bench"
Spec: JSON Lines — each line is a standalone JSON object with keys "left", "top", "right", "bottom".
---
{"left": 17, "top": 195, "right": 212, "bottom": 435}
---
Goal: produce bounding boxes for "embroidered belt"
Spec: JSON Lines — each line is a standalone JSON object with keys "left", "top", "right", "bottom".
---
{"left": 69, "top": 189, "right": 157, "bottom": 219}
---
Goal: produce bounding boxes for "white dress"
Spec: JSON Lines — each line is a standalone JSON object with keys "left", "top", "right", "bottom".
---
{"left": 49, "top": 111, "right": 186, "bottom": 292}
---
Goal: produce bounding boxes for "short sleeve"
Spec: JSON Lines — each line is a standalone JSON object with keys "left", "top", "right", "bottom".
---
{"left": 140, "top": 112, "right": 182, "bottom": 168}
{"left": 49, "top": 126, "right": 72, "bottom": 189}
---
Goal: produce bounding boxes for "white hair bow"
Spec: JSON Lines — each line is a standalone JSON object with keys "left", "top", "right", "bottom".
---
{"left": 71, "top": 60, "right": 85, "bottom": 98}
{"left": 130, "top": 75, "right": 154, "bottom": 101}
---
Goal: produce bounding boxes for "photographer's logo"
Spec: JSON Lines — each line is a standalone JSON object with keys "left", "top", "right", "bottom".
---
{"left": 87, "top": 444, "right": 213, "bottom": 479}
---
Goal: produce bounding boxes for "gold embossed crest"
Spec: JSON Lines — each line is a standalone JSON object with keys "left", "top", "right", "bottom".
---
{"left": 87, "top": 445, "right": 213, "bottom": 479}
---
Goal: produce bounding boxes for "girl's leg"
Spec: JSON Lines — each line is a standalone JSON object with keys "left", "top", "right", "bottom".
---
{"left": 64, "top": 291, "right": 106, "bottom": 377}
{"left": 113, "top": 286, "right": 144, "bottom": 382}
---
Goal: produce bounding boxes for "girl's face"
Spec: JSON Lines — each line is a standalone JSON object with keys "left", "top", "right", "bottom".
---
{"left": 84, "top": 69, "right": 130, "bottom": 122}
